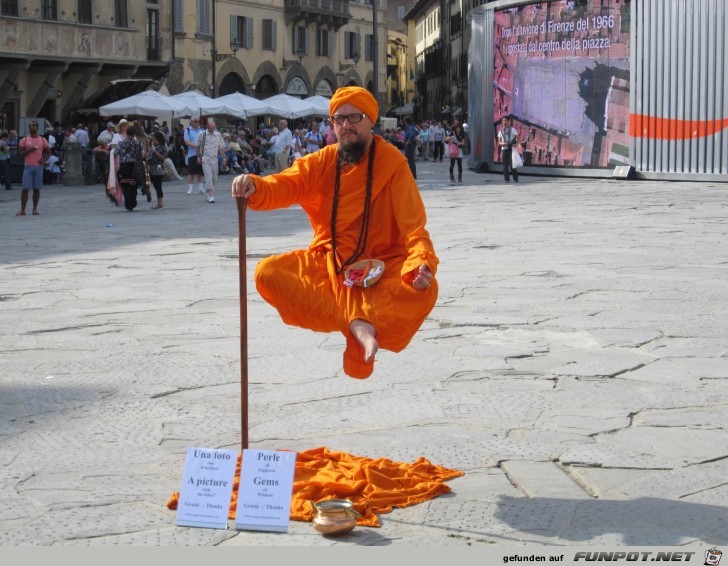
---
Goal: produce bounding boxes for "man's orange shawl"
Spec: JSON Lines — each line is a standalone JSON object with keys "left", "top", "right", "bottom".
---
{"left": 248, "top": 136, "right": 439, "bottom": 378}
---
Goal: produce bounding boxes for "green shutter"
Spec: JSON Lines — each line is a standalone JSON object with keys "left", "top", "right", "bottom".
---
{"left": 246, "top": 17, "right": 254, "bottom": 49}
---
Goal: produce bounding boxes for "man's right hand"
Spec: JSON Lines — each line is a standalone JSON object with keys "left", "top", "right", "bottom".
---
{"left": 231, "top": 174, "right": 257, "bottom": 200}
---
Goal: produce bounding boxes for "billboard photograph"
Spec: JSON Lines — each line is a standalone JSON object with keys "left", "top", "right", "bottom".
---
{"left": 494, "top": 0, "right": 631, "bottom": 168}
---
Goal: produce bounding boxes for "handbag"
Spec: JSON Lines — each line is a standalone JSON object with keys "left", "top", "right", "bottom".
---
{"left": 511, "top": 148, "right": 523, "bottom": 169}
{"left": 448, "top": 141, "right": 460, "bottom": 159}
{"left": 132, "top": 158, "right": 146, "bottom": 184}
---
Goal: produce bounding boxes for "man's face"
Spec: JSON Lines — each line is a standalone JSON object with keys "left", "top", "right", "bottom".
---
{"left": 502, "top": 119, "right": 510, "bottom": 128}
{"left": 332, "top": 103, "right": 373, "bottom": 148}
{"left": 28, "top": 122, "right": 38, "bottom": 134}
{"left": 279, "top": 121, "right": 286, "bottom": 130}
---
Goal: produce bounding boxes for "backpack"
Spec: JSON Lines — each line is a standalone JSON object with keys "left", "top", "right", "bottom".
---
{"left": 249, "top": 158, "right": 261, "bottom": 175}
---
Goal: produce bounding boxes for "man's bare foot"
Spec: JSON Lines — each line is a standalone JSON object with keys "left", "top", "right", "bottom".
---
{"left": 350, "top": 319, "right": 379, "bottom": 363}
{"left": 16, "top": 210, "right": 25, "bottom": 216}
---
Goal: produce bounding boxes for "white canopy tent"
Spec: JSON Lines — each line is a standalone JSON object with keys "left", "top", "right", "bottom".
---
{"left": 99, "top": 90, "right": 181, "bottom": 118}
{"left": 262, "top": 94, "right": 315, "bottom": 119}
{"left": 391, "top": 102, "right": 414, "bottom": 116}
{"left": 99, "top": 90, "right": 334, "bottom": 124}
{"left": 168, "top": 91, "right": 227, "bottom": 117}
{"left": 214, "top": 92, "right": 269, "bottom": 119}
{"left": 304, "top": 95, "right": 331, "bottom": 117}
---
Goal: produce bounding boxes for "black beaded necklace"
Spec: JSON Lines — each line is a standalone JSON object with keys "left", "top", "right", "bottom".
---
{"left": 330, "top": 138, "right": 377, "bottom": 275}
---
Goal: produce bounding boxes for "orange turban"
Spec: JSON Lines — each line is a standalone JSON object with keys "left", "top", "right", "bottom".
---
{"left": 329, "top": 87, "right": 379, "bottom": 123}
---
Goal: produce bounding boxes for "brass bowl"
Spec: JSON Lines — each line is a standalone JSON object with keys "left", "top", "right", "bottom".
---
{"left": 310, "top": 499, "right": 361, "bottom": 536}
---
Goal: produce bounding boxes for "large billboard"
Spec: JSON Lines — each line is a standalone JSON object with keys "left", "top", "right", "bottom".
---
{"left": 493, "top": 0, "right": 631, "bottom": 168}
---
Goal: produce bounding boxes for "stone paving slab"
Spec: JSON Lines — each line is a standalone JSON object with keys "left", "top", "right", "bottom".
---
{"left": 1, "top": 168, "right": 728, "bottom": 546}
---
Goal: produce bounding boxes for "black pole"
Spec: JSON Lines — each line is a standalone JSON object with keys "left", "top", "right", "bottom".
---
{"left": 372, "top": 0, "right": 379, "bottom": 115}
{"left": 211, "top": 0, "right": 217, "bottom": 98}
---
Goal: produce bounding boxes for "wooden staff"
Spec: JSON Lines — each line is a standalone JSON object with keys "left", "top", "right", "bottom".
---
{"left": 236, "top": 196, "right": 249, "bottom": 451}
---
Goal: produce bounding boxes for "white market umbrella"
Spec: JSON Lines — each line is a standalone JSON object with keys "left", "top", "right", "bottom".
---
{"left": 99, "top": 90, "right": 180, "bottom": 117}
{"left": 262, "top": 94, "right": 315, "bottom": 119}
{"left": 215, "top": 92, "right": 269, "bottom": 119}
{"left": 304, "top": 95, "right": 331, "bottom": 117}
{"left": 169, "top": 91, "right": 227, "bottom": 117}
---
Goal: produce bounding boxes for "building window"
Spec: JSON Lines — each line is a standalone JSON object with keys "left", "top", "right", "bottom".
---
{"left": 147, "top": 9, "right": 160, "bottom": 60}
{"left": 173, "top": 0, "right": 184, "bottom": 33}
{"left": 317, "top": 29, "right": 332, "bottom": 57}
{"left": 115, "top": 0, "right": 128, "bottom": 28}
{"left": 397, "top": 5, "right": 405, "bottom": 19}
{"left": 262, "top": 19, "right": 277, "bottom": 51}
{"left": 344, "top": 31, "right": 360, "bottom": 60}
{"left": 293, "top": 25, "right": 308, "bottom": 56}
{"left": 364, "top": 34, "right": 373, "bottom": 62}
{"left": 1, "top": 0, "right": 18, "bottom": 16}
{"left": 77, "top": 0, "right": 92, "bottom": 23}
{"left": 197, "top": 0, "right": 211, "bottom": 35}
{"left": 41, "top": 0, "right": 58, "bottom": 20}
{"left": 232, "top": 16, "right": 254, "bottom": 49}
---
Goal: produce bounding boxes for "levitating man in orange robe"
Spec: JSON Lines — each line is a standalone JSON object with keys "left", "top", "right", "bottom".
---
{"left": 231, "top": 87, "right": 438, "bottom": 379}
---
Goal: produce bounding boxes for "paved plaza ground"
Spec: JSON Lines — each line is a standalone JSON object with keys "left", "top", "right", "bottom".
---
{"left": 1, "top": 159, "right": 727, "bottom": 547}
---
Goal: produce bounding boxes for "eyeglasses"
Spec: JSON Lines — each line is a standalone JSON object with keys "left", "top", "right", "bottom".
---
{"left": 330, "top": 113, "right": 367, "bottom": 125}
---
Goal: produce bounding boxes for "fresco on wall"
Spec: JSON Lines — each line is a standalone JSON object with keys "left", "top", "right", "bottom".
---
{"left": 0, "top": 21, "right": 136, "bottom": 62}
{"left": 41, "top": 26, "right": 59, "bottom": 53}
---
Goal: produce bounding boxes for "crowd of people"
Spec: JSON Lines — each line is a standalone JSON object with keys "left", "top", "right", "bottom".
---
{"left": 380, "top": 118, "right": 469, "bottom": 182}
{"left": 4, "top": 111, "right": 473, "bottom": 215}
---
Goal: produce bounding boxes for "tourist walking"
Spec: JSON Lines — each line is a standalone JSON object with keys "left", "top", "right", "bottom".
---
{"left": 16, "top": 120, "right": 50, "bottom": 216}
{"left": 432, "top": 122, "right": 445, "bottom": 162}
{"left": 116, "top": 124, "right": 143, "bottom": 211}
{"left": 196, "top": 118, "right": 227, "bottom": 203}
{"left": 445, "top": 124, "right": 465, "bottom": 183}
{"left": 184, "top": 117, "right": 205, "bottom": 196}
{"left": 147, "top": 131, "right": 168, "bottom": 209}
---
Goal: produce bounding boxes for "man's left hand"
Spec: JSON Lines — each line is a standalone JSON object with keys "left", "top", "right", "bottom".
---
{"left": 412, "top": 265, "right": 433, "bottom": 290}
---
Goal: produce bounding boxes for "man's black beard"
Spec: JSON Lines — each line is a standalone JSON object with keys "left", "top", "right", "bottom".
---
{"left": 338, "top": 139, "right": 367, "bottom": 164}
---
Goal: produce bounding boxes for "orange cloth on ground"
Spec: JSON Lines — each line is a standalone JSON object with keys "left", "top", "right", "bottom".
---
{"left": 248, "top": 136, "right": 439, "bottom": 378}
{"left": 166, "top": 446, "right": 464, "bottom": 527}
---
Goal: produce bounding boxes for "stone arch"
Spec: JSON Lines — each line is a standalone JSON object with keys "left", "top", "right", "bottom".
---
{"left": 282, "top": 64, "right": 311, "bottom": 96}
{"left": 217, "top": 59, "right": 252, "bottom": 95}
{"left": 340, "top": 69, "right": 362, "bottom": 88}
{"left": 251, "top": 61, "right": 282, "bottom": 94}
{"left": 219, "top": 73, "right": 245, "bottom": 96}
{"left": 312, "top": 66, "right": 338, "bottom": 96}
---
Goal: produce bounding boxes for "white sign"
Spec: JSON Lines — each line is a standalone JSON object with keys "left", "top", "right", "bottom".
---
{"left": 286, "top": 77, "right": 308, "bottom": 96}
{"left": 315, "top": 80, "right": 333, "bottom": 97}
{"left": 175, "top": 447, "right": 238, "bottom": 530}
{"left": 234, "top": 449, "right": 297, "bottom": 533}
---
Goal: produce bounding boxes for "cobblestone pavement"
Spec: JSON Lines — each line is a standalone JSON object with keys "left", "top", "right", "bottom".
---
{"left": 1, "top": 160, "right": 727, "bottom": 546}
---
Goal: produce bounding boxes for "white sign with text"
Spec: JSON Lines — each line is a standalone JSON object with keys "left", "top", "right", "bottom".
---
{"left": 234, "top": 449, "right": 297, "bottom": 533}
{"left": 175, "top": 447, "right": 238, "bottom": 530}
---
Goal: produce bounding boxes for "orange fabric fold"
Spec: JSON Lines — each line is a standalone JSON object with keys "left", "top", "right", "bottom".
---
{"left": 166, "top": 446, "right": 464, "bottom": 527}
